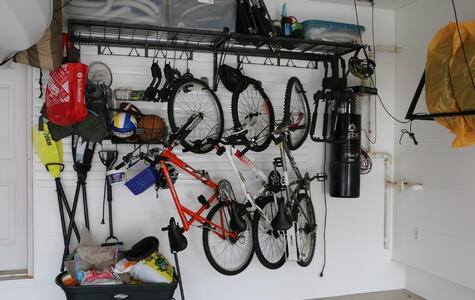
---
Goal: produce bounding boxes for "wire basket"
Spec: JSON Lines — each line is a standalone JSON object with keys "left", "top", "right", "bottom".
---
{"left": 125, "top": 166, "right": 159, "bottom": 195}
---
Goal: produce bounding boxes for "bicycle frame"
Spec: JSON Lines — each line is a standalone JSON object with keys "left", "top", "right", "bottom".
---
{"left": 278, "top": 136, "right": 307, "bottom": 203}
{"left": 221, "top": 143, "right": 278, "bottom": 223}
{"left": 158, "top": 145, "right": 239, "bottom": 240}
{"left": 276, "top": 131, "right": 316, "bottom": 230}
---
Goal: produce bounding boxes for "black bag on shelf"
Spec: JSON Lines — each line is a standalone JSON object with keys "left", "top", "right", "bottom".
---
{"left": 236, "top": 0, "right": 256, "bottom": 35}
{"left": 236, "top": 0, "right": 274, "bottom": 37}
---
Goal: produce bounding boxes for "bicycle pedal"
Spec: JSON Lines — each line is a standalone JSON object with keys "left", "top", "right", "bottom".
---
{"left": 200, "top": 170, "right": 210, "bottom": 181}
{"left": 198, "top": 195, "right": 210, "bottom": 208}
{"left": 273, "top": 157, "right": 283, "bottom": 167}
{"left": 199, "top": 223, "right": 214, "bottom": 230}
{"left": 316, "top": 172, "right": 328, "bottom": 182}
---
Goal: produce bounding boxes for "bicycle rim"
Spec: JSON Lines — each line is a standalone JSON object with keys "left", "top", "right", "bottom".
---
{"left": 202, "top": 201, "right": 254, "bottom": 275}
{"left": 168, "top": 78, "right": 224, "bottom": 153}
{"left": 232, "top": 78, "right": 274, "bottom": 152}
{"left": 284, "top": 77, "right": 310, "bottom": 151}
{"left": 252, "top": 197, "right": 286, "bottom": 269}
{"left": 296, "top": 193, "right": 316, "bottom": 267}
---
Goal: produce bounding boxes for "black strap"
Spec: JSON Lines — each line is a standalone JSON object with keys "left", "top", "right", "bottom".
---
{"left": 71, "top": 135, "right": 96, "bottom": 183}
{"left": 38, "top": 115, "right": 45, "bottom": 132}
{"left": 38, "top": 69, "right": 43, "bottom": 98}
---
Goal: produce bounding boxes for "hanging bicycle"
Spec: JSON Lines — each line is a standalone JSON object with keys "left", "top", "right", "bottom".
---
{"left": 253, "top": 122, "right": 318, "bottom": 268}
{"left": 231, "top": 77, "right": 275, "bottom": 152}
{"left": 115, "top": 120, "right": 254, "bottom": 276}
{"left": 140, "top": 61, "right": 225, "bottom": 153}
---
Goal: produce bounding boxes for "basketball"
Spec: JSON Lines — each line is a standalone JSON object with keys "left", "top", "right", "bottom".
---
{"left": 137, "top": 114, "right": 168, "bottom": 143}
{"left": 111, "top": 112, "right": 137, "bottom": 138}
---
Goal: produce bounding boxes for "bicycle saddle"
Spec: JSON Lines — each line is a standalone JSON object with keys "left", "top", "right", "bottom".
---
{"left": 163, "top": 217, "right": 188, "bottom": 253}
{"left": 230, "top": 201, "right": 247, "bottom": 233}
{"left": 271, "top": 198, "right": 292, "bottom": 231}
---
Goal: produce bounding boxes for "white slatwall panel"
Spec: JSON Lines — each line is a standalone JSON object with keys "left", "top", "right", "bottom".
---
{"left": 31, "top": 46, "right": 326, "bottom": 269}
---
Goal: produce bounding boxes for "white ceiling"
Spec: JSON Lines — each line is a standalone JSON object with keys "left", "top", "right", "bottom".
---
{"left": 311, "top": 0, "right": 419, "bottom": 10}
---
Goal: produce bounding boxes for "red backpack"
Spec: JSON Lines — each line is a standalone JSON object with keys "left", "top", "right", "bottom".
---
{"left": 45, "top": 35, "right": 88, "bottom": 126}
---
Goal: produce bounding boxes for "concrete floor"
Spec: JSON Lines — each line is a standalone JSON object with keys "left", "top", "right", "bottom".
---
{"left": 311, "top": 289, "right": 425, "bottom": 300}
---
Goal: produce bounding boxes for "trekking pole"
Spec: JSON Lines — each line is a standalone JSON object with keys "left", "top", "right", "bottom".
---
{"left": 173, "top": 251, "right": 185, "bottom": 300}
{"left": 56, "top": 179, "right": 80, "bottom": 241}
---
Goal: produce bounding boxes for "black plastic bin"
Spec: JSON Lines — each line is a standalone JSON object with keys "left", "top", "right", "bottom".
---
{"left": 55, "top": 272, "right": 178, "bottom": 300}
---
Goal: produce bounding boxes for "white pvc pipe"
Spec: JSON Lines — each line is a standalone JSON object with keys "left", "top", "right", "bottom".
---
{"left": 135, "top": 0, "right": 161, "bottom": 14}
{"left": 70, "top": 0, "right": 159, "bottom": 18}
{"left": 369, "top": 150, "right": 393, "bottom": 250}
{"left": 70, "top": 0, "right": 105, "bottom": 8}
{"left": 102, "top": 7, "right": 132, "bottom": 19}
{"left": 112, "top": 0, "right": 156, "bottom": 16}
{"left": 70, "top": 0, "right": 113, "bottom": 16}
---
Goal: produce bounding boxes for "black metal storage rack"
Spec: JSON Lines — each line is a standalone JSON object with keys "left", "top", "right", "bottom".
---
{"left": 68, "top": 19, "right": 363, "bottom": 89}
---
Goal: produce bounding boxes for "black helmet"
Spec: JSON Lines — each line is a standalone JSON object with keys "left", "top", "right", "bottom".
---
{"left": 156, "top": 163, "right": 179, "bottom": 190}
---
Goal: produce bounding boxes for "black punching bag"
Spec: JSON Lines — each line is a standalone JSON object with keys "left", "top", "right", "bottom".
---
{"left": 329, "top": 113, "right": 361, "bottom": 198}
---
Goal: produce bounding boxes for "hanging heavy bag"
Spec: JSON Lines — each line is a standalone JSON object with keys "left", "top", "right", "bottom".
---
{"left": 45, "top": 35, "right": 88, "bottom": 126}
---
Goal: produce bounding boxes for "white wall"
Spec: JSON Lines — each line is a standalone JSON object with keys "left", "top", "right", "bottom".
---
{"left": 0, "top": 1, "right": 404, "bottom": 300}
{"left": 394, "top": 0, "right": 475, "bottom": 298}
{"left": 406, "top": 266, "right": 475, "bottom": 300}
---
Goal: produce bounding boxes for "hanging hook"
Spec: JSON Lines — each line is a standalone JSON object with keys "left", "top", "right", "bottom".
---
{"left": 128, "top": 47, "right": 140, "bottom": 57}
{"left": 263, "top": 57, "right": 274, "bottom": 66}
{"left": 286, "top": 59, "right": 296, "bottom": 67}
{"left": 100, "top": 46, "right": 113, "bottom": 55}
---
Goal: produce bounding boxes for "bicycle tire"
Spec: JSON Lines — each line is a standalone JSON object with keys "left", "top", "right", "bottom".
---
{"left": 284, "top": 77, "right": 311, "bottom": 151}
{"left": 231, "top": 77, "right": 275, "bottom": 152}
{"left": 168, "top": 77, "right": 224, "bottom": 154}
{"left": 296, "top": 193, "right": 316, "bottom": 267}
{"left": 252, "top": 196, "right": 286, "bottom": 269}
{"left": 202, "top": 201, "right": 254, "bottom": 275}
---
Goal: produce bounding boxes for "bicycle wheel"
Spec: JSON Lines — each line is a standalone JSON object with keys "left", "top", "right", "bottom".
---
{"left": 296, "top": 193, "right": 316, "bottom": 267}
{"left": 283, "top": 77, "right": 311, "bottom": 151}
{"left": 202, "top": 201, "right": 254, "bottom": 275}
{"left": 252, "top": 196, "right": 286, "bottom": 269}
{"left": 168, "top": 77, "right": 224, "bottom": 153}
{"left": 231, "top": 77, "right": 275, "bottom": 152}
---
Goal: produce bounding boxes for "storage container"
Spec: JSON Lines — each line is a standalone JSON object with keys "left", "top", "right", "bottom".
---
{"left": 169, "top": 0, "right": 237, "bottom": 32}
{"left": 302, "top": 20, "right": 365, "bottom": 43}
{"left": 65, "top": 0, "right": 165, "bottom": 26}
{"left": 56, "top": 272, "right": 178, "bottom": 300}
{"left": 125, "top": 166, "right": 159, "bottom": 195}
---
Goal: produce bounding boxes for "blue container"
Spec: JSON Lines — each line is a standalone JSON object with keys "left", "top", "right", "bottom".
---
{"left": 125, "top": 166, "right": 159, "bottom": 195}
{"left": 302, "top": 20, "right": 365, "bottom": 43}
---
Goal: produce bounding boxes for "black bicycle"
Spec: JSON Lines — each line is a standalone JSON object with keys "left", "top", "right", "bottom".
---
{"left": 231, "top": 77, "right": 275, "bottom": 152}
{"left": 231, "top": 76, "right": 312, "bottom": 152}
{"left": 252, "top": 123, "right": 318, "bottom": 269}
{"left": 142, "top": 62, "right": 225, "bottom": 154}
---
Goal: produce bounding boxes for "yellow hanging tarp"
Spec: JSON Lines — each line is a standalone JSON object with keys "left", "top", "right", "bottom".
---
{"left": 425, "top": 21, "right": 475, "bottom": 147}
